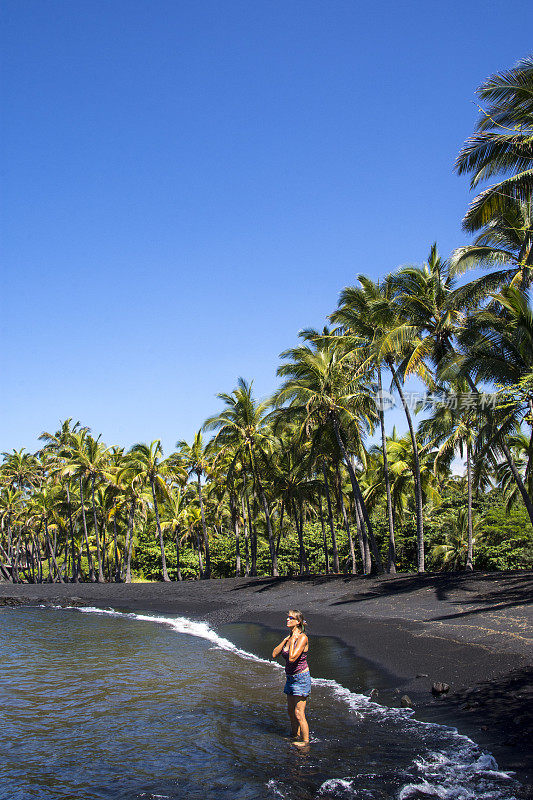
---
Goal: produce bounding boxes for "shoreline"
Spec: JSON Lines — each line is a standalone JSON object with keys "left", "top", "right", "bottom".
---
{"left": 1, "top": 571, "right": 532, "bottom": 789}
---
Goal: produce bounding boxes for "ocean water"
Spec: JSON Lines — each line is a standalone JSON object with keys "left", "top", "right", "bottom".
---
{"left": 0, "top": 606, "right": 526, "bottom": 800}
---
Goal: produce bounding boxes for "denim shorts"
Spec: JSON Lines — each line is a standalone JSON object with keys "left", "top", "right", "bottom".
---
{"left": 284, "top": 669, "right": 311, "bottom": 697}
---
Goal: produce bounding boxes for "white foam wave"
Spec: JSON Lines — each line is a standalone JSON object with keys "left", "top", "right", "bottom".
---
{"left": 398, "top": 748, "right": 517, "bottom": 800}
{"left": 317, "top": 778, "right": 354, "bottom": 796}
{"left": 267, "top": 778, "right": 288, "bottom": 797}
{"left": 70, "top": 605, "right": 275, "bottom": 667}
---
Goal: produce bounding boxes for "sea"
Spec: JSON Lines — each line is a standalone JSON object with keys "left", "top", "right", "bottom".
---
{"left": 0, "top": 606, "right": 527, "bottom": 800}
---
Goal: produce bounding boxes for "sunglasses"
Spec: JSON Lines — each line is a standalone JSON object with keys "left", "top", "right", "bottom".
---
{"left": 287, "top": 615, "right": 297, "bottom": 620}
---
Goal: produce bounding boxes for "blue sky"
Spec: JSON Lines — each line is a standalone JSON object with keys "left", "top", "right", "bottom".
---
{"left": 1, "top": 0, "right": 532, "bottom": 456}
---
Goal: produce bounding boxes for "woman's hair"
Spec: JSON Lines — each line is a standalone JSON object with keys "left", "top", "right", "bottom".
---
{"left": 290, "top": 610, "right": 307, "bottom": 632}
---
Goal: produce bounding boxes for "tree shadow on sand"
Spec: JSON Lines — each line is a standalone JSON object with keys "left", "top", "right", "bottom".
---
{"left": 329, "top": 571, "right": 533, "bottom": 613}
{"left": 231, "top": 574, "right": 360, "bottom": 593}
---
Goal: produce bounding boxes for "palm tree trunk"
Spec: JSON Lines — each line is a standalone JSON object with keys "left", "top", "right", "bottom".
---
{"left": 449, "top": 351, "right": 533, "bottom": 529}
{"left": 230, "top": 492, "right": 241, "bottom": 577}
{"left": 123, "top": 499, "right": 136, "bottom": 583}
{"left": 377, "top": 366, "right": 396, "bottom": 573}
{"left": 6, "top": 513, "right": 12, "bottom": 557}
{"left": 65, "top": 485, "right": 78, "bottom": 583}
{"left": 29, "top": 534, "right": 37, "bottom": 583}
{"left": 330, "top": 412, "right": 384, "bottom": 573}
{"left": 322, "top": 463, "right": 340, "bottom": 572}
{"left": 298, "top": 504, "right": 310, "bottom": 575}
{"left": 11, "top": 531, "right": 21, "bottom": 582}
{"left": 79, "top": 476, "right": 95, "bottom": 582}
{"left": 466, "top": 441, "right": 473, "bottom": 571}
{"left": 196, "top": 476, "right": 211, "bottom": 579}
{"left": 61, "top": 528, "right": 69, "bottom": 578}
{"left": 275, "top": 499, "right": 285, "bottom": 558}
{"left": 318, "top": 494, "right": 329, "bottom": 574}
{"left": 0, "top": 540, "right": 13, "bottom": 581}
{"left": 91, "top": 475, "right": 105, "bottom": 582}
{"left": 241, "top": 495, "right": 250, "bottom": 576}
{"left": 36, "top": 524, "right": 43, "bottom": 583}
{"left": 113, "top": 509, "right": 120, "bottom": 582}
{"left": 388, "top": 360, "right": 424, "bottom": 572}
{"left": 254, "top": 469, "right": 279, "bottom": 577}
{"left": 501, "top": 438, "right": 533, "bottom": 524}
{"left": 336, "top": 464, "right": 357, "bottom": 574}
{"left": 151, "top": 479, "right": 170, "bottom": 582}
{"left": 244, "top": 486, "right": 256, "bottom": 576}
{"left": 292, "top": 499, "right": 309, "bottom": 575}
{"left": 195, "top": 529, "right": 204, "bottom": 578}
{"left": 174, "top": 525, "right": 183, "bottom": 581}
{"left": 353, "top": 493, "right": 370, "bottom": 573}
{"left": 44, "top": 519, "right": 64, "bottom": 583}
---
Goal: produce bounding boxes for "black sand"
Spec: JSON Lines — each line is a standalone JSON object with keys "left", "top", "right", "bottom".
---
{"left": 1, "top": 571, "right": 532, "bottom": 788}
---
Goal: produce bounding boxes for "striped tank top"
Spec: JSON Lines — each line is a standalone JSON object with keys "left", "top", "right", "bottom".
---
{"left": 282, "top": 639, "right": 309, "bottom": 675}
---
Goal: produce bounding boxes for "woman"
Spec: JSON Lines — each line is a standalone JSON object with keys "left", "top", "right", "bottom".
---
{"left": 272, "top": 609, "right": 311, "bottom": 746}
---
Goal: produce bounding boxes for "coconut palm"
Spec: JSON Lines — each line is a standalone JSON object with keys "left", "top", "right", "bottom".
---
{"left": 455, "top": 56, "right": 533, "bottom": 243}
{"left": 0, "top": 487, "right": 24, "bottom": 581}
{"left": 275, "top": 333, "right": 384, "bottom": 573}
{"left": 454, "top": 286, "right": 533, "bottom": 526}
{"left": 1, "top": 449, "right": 40, "bottom": 491}
{"left": 266, "top": 430, "right": 319, "bottom": 575}
{"left": 204, "top": 379, "right": 279, "bottom": 577}
{"left": 61, "top": 431, "right": 109, "bottom": 582}
{"left": 373, "top": 246, "right": 467, "bottom": 570}
{"left": 160, "top": 486, "right": 190, "bottom": 581}
{"left": 39, "top": 419, "right": 87, "bottom": 582}
{"left": 494, "top": 429, "right": 533, "bottom": 513}
{"left": 127, "top": 440, "right": 174, "bottom": 582}
{"left": 418, "top": 384, "right": 480, "bottom": 570}
{"left": 431, "top": 509, "right": 484, "bottom": 571}
{"left": 175, "top": 432, "right": 213, "bottom": 578}
{"left": 451, "top": 198, "right": 533, "bottom": 295}
{"left": 27, "top": 485, "right": 65, "bottom": 583}
{"left": 332, "top": 277, "right": 402, "bottom": 572}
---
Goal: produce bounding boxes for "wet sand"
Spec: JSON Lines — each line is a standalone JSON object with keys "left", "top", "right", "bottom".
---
{"left": 1, "top": 570, "right": 532, "bottom": 787}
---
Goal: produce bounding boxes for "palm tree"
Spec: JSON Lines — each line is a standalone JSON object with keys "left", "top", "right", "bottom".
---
{"left": 455, "top": 56, "right": 533, "bottom": 252}
{"left": 28, "top": 485, "right": 65, "bottom": 583}
{"left": 454, "top": 286, "right": 533, "bottom": 527}
{"left": 267, "top": 429, "right": 319, "bottom": 575}
{"left": 128, "top": 440, "right": 173, "bottom": 582}
{"left": 175, "top": 432, "right": 213, "bottom": 578}
{"left": 332, "top": 277, "right": 400, "bottom": 572}
{"left": 1, "top": 449, "right": 40, "bottom": 491}
{"left": 451, "top": 198, "right": 533, "bottom": 294}
{"left": 208, "top": 448, "right": 244, "bottom": 577}
{"left": 160, "top": 486, "right": 190, "bottom": 581}
{"left": 376, "top": 245, "right": 467, "bottom": 571}
{"left": 494, "top": 429, "right": 533, "bottom": 514}
{"left": 275, "top": 334, "right": 384, "bottom": 573}
{"left": 431, "top": 509, "right": 484, "bottom": 571}
{"left": 418, "top": 384, "right": 479, "bottom": 570}
{"left": 204, "top": 379, "right": 279, "bottom": 577}
{"left": 39, "top": 419, "right": 86, "bottom": 582}
{"left": 61, "top": 431, "right": 109, "bottom": 582}
{"left": 0, "top": 487, "right": 23, "bottom": 581}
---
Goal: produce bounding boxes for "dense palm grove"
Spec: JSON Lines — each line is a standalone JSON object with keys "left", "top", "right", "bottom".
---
{"left": 2, "top": 57, "right": 533, "bottom": 583}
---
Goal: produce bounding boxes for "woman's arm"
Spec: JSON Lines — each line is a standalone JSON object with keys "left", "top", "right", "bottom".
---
{"left": 272, "top": 636, "right": 290, "bottom": 659}
{"left": 288, "top": 634, "right": 308, "bottom": 662}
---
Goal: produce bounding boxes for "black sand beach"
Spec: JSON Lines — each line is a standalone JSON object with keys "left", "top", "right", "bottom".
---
{"left": 2, "top": 571, "right": 532, "bottom": 788}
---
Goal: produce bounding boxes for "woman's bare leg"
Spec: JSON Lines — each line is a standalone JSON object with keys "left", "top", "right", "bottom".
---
{"left": 287, "top": 696, "right": 300, "bottom": 738}
{"left": 292, "top": 698, "right": 309, "bottom": 745}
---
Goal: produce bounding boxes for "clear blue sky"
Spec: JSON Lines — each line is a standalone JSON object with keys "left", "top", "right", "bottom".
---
{"left": 2, "top": 0, "right": 532, "bottom": 455}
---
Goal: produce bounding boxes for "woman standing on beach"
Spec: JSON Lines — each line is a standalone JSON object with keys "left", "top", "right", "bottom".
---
{"left": 272, "top": 610, "right": 311, "bottom": 746}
